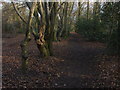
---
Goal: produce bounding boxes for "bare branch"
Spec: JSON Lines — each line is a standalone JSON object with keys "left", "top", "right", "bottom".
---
{"left": 3, "top": 5, "right": 26, "bottom": 12}
{"left": 57, "top": 2, "right": 65, "bottom": 12}
{"left": 26, "top": 2, "right": 32, "bottom": 10}
{"left": 48, "top": 2, "right": 54, "bottom": 14}
{"left": 12, "top": 2, "right": 27, "bottom": 24}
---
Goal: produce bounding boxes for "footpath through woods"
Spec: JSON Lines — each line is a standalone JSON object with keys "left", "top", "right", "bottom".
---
{"left": 52, "top": 32, "right": 105, "bottom": 87}
{"left": 2, "top": 32, "right": 119, "bottom": 88}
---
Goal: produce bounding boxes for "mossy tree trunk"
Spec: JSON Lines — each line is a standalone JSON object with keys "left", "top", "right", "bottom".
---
{"left": 56, "top": 2, "right": 74, "bottom": 39}
{"left": 33, "top": 2, "right": 50, "bottom": 57}
{"left": 13, "top": 2, "right": 70, "bottom": 71}
{"left": 20, "top": 2, "right": 37, "bottom": 72}
{"left": 44, "top": 2, "right": 58, "bottom": 56}
{"left": 61, "top": 2, "right": 68, "bottom": 38}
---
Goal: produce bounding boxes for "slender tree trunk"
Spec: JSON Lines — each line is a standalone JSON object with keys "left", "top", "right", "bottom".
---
{"left": 78, "top": 2, "right": 81, "bottom": 18}
{"left": 87, "top": 1, "right": 89, "bottom": 20}
{"left": 45, "top": 2, "right": 58, "bottom": 56}
{"left": 53, "top": 17, "right": 58, "bottom": 41}
{"left": 20, "top": 2, "right": 36, "bottom": 72}
{"left": 62, "top": 2, "right": 68, "bottom": 37}
{"left": 57, "top": 10, "right": 64, "bottom": 39}
{"left": 117, "top": 9, "right": 120, "bottom": 55}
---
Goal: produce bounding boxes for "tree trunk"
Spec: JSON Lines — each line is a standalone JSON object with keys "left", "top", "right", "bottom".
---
{"left": 61, "top": 2, "right": 68, "bottom": 38}
{"left": 33, "top": 24, "right": 50, "bottom": 57}
{"left": 87, "top": 1, "right": 89, "bottom": 20}
{"left": 45, "top": 2, "right": 58, "bottom": 56}
{"left": 20, "top": 2, "right": 36, "bottom": 72}
{"left": 116, "top": 2, "right": 120, "bottom": 55}
{"left": 78, "top": 2, "right": 81, "bottom": 18}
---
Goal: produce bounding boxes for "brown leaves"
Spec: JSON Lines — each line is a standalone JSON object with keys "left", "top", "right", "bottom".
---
{"left": 2, "top": 33, "right": 120, "bottom": 88}
{"left": 95, "top": 54, "right": 120, "bottom": 88}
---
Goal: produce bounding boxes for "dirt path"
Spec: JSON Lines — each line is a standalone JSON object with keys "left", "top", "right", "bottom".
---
{"left": 3, "top": 32, "right": 119, "bottom": 88}
{"left": 52, "top": 32, "right": 105, "bottom": 88}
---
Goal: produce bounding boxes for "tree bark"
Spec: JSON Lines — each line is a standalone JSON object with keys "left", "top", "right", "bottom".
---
{"left": 87, "top": 1, "right": 89, "bottom": 20}
{"left": 78, "top": 2, "right": 81, "bottom": 18}
{"left": 61, "top": 2, "right": 68, "bottom": 38}
{"left": 20, "top": 2, "right": 36, "bottom": 72}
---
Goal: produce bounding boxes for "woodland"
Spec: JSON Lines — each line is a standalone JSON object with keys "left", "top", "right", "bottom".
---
{"left": 2, "top": 1, "right": 120, "bottom": 88}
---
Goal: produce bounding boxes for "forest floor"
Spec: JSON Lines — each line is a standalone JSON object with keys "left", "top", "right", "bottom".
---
{"left": 2, "top": 32, "right": 120, "bottom": 88}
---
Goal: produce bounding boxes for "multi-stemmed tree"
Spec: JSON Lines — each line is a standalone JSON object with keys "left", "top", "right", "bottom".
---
{"left": 12, "top": 1, "right": 74, "bottom": 71}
